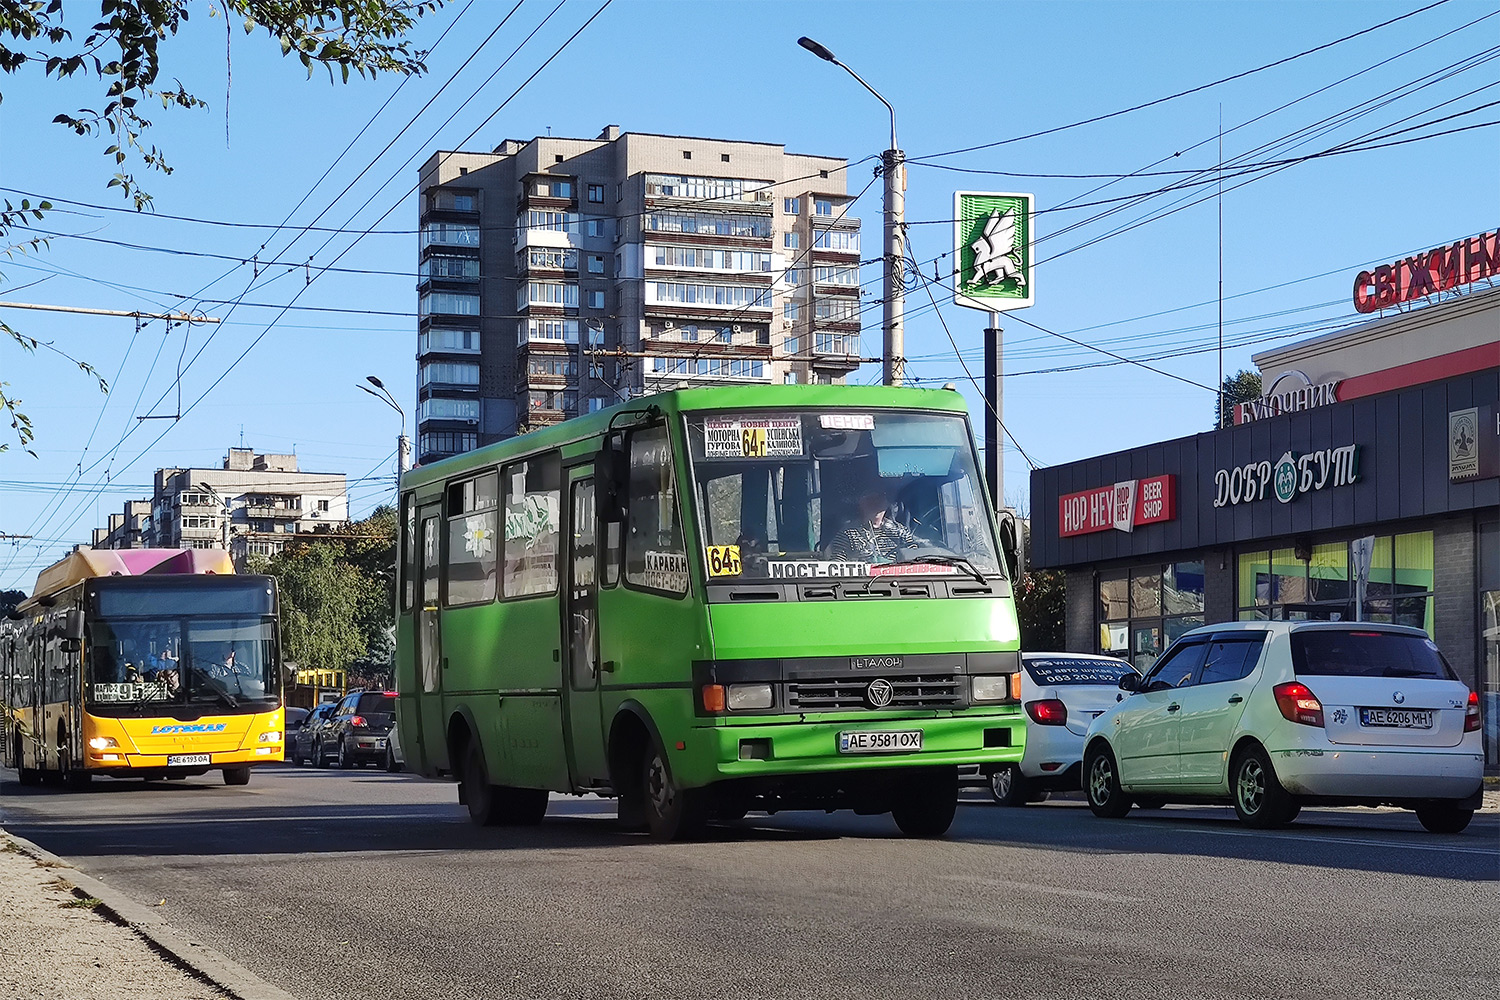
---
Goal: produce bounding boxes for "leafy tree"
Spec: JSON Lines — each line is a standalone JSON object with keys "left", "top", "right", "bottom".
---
{"left": 1214, "top": 369, "right": 1263, "bottom": 429}
{"left": 0, "top": 587, "right": 28, "bottom": 616}
{"left": 256, "top": 505, "right": 395, "bottom": 688}
{"left": 1013, "top": 520, "right": 1065, "bottom": 650}
{"left": 0, "top": 0, "right": 438, "bottom": 450}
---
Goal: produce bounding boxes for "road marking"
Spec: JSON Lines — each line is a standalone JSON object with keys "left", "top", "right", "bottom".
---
{"left": 1173, "top": 825, "right": 1500, "bottom": 856}
{"left": 943, "top": 875, "right": 1144, "bottom": 904}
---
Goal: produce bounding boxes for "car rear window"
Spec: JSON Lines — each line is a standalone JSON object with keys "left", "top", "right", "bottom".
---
{"left": 1024, "top": 657, "right": 1136, "bottom": 686}
{"left": 1290, "top": 630, "right": 1455, "bottom": 680}
{"left": 356, "top": 693, "right": 396, "bottom": 716}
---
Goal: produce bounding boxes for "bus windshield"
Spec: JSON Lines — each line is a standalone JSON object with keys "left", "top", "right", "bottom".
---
{"left": 86, "top": 616, "right": 279, "bottom": 711}
{"left": 684, "top": 409, "right": 1001, "bottom": 582}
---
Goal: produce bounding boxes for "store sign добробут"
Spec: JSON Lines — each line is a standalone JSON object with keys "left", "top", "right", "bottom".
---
{"left": 1213, "top": 445, "right": 1361, "bottom": 507}
{"left": 1352, "top": 229, "right": 1499, "bottom": 313}
{"left": 1059, "top": 475, "right": 1175, "bottom": 537}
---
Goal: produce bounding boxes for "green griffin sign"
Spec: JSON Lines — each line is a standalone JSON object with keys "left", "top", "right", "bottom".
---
{"left": 953, "top": 191, "right": 1034, "bottom": 312}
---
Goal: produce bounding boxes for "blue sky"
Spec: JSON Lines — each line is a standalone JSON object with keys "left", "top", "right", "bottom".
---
{"left": 2, "top": 0, "right": 1496, "bottom": 590}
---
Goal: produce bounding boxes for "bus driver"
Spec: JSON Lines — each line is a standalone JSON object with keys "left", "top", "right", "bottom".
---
{"left": 830, "top": 488, "right": 920, "bottom": 564}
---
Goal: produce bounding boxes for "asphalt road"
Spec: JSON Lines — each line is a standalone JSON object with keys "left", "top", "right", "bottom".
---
{"left": 2, "top": 764, "right": 1496, "bottom": 1000}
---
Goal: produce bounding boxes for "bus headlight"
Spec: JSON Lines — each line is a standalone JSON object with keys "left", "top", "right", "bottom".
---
{"left": 970, "top": 676, "right": 1011, "bottom": 703}
{"left": 727, "top": 683, "right": 774, "bottom": 711}
{"left": 258, "top": 731, "right": 282, "bottom": 743}
{"left": 88, "top": 737, "right": 119, "bottom": 750}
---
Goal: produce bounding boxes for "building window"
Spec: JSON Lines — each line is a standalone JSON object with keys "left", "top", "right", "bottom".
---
{"left": 419, "top": 361, "right": 480, "bottom": 387}
{"left": 814, "top": 299, "right": 858, "bottom": 322}
{"left": 643, "top": 174, "right": 771, "bottom": 203}
{"left": 784, "top": 197, "right": 800, "bottom": 215}
{"left": 420, "top": 221, "right": 479, "bottom": 249}
{"left": 721, "top": 153, "right": 730, "bottom": 163}
{"left": 783, "top": 335, "right": 800, "bottom": 353}
{"left": 625, "top": 424, "right": 687, "bottom": 595}
{"left": 813, "top": 332, "right": 858, "bottom": 355}
{"left": 649, "top": 356, "right": 764, "bottom": 379}
{"left": 419, "top": 431, "right": 476, "bottom": 456}
{"left": 615, "top": 182, "right": 622, "bottom": 202}
{"left": 587, "top": 184, "right": 605, "bottom": 203}
{"left": 586, "top": 219, "right": 607, "bottom": 238}
{"left": 523, "top": 318, "right": 579, "bottom": 343}
{"left": 517, "top": 282, "right": 579, "bottom": 309}
{"left": 1236, "top": 532, "right": 1434, "bottom": 632}
{"left": 431, "top": 190, "right": 475, "bottom": 212}
{"left": 524, "top": 247, "right": 577, "bottom": 270}
{"left": 418, "top": 290, "right": 479, "bottom": 317}
{"left": 526, "top": 356, "right": 577, "bottom": 379}
{"left": 418, "top": 397, "right": 480, "bottom": 422}
{"left": 318, "top": 499, "right": 331, "bottom": 512}
{"left": 682, "top": 150, "right": 692, "bottom": 160}
{"left": 522, "top": 209, "right": 578, "bottom": 232}
{"left": 649, "top": 245, "right": 772, "bottom": 272}
{"left": 421, "top": 256, "right": 479, "bottom": 281}
{"left": 588, "top": 255, "right": 605, "bottom": 274}
{"left": 784, "top": 232, "right": 799, "bottom": 250}
{"left": 526, "top": 388, "right": 576, "bottom": 412}
{"left": 814, "top": 265, "right": 858, "bottom": 286}
{"left": 815, "top": 198, "right": 833, "bottom": 216}
{"left": 1097, "top": 562, "right": 1206, "bottom": 672}
{"left": 784, "top": 370, "right": 799, "bottom": 384}
{"left": 644, "top": 211, "right": 771, "bottom": 238}
{"left": 588, "top": 290, "right": 606, "bottom": 309}
{"left": 755, "top": 327, "right": 770, "bottom": 345}
{"left": 813, "top": 229, "right": 859, "bottom": 251}
{"left": 785, "top": 267, "right": 805, "bottom": 286}
{"left": 784, "top": 302, "right": 800, "bottom": 321}
{"left": 647, "top": 281, "right": 771, "bottom": 309}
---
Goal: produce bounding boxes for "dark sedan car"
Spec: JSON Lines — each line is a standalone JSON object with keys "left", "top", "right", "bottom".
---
{"left": 316, "top": 690, "right": 397, "bottom": 769}
{"left": 288, "top": 703, "right": 337, "bottom": 766}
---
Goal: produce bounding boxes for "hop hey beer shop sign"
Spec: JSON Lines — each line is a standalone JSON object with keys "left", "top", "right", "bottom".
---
{"left": 1059, "top": 475, "right": 1176, "bottom": 538}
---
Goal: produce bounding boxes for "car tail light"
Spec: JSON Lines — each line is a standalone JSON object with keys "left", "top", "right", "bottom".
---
{"left": 1273, "top": 682, "right": 1324, "bottom": 727}
{"left": 1465, "top": 691, "right": 1481, "bottom": 733}
{"left": 1025, "top": 699, "right": 1067, "bottom": 726}
{"left": 350, "top": 715, "right": 368, "bottom": 728}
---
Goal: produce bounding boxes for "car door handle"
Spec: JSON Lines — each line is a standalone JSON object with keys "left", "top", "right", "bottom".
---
{"left": 1227, "top": 695, "right": 1243, "bottom": 704}
{"left": 1166, "top": 703, "right": 1180, "bottom": 712}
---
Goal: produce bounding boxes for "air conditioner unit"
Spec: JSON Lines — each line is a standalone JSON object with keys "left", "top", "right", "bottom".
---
{"left": 664, "top": 319, "right": 675, "bottom": 329}
{"left": 732, "top": 324, "right": 742, "bottom": 334}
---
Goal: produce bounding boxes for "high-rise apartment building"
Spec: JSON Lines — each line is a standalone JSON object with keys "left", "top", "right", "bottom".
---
{"left": 415, "top": 126, "right": 864, "bottom": 463}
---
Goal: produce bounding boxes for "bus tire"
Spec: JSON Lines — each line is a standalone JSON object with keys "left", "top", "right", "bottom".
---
{"left": 890, "top": 766, "right": 958, "bottom": 838}
{"left": 460, "top": 738, "right": 501, "bottom": 826}
{"left": 642, "top": 742, "right": 707, "bottom": 842}
{"left": 59, "top": 729, "right": 91, "bottom": 791}
{"left": 222, "top": 767, "right": 251, "bottom": 786}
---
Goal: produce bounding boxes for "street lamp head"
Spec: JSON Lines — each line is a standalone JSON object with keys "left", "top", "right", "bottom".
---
{"left": 365, "top": 375, "right": 385, "bottom": 390}
{"left": 797, "top": 36, "right": 837, "bottom": 63}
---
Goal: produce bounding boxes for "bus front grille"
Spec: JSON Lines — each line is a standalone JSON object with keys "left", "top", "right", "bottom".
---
{"left": 785, "top": 674, "right": 962, "bottom": 711}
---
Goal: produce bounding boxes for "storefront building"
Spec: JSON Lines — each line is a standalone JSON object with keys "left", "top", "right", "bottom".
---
{"left": 1029, "top": 242, "right": 1500, "bottom": 769}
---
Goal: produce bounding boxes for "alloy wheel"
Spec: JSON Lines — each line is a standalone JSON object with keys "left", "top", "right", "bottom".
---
{"left": 1236, "top": 756, "right": 1266, "bottom": 816}
{"left": 1088, "top": 754, "right": 1113, "bottom": 805}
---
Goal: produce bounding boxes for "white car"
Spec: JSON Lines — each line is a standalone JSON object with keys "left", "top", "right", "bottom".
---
{"left": 987, "top": 653, "right": 1140, "bottom": 806}
{"left": 1083, "top": 622, "right": 1484, "bottom": 833}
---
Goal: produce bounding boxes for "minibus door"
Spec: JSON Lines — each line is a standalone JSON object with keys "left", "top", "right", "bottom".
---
{"left": 414, "top": 505, "right": 447, "bottom": 772}
{"left": 561, "top": 466, "right": 608, "bottom": 786}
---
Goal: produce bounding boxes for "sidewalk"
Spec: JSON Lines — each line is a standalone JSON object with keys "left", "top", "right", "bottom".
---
{"left": 0, "top": 829, "right": 295, "bottom": 1000}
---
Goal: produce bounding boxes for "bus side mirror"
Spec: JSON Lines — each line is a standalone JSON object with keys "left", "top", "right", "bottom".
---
{"left": 597, "top": 435, "right": 628, "bottom": 523}
{"left": 997, "top": 510, "right": 1023, "bottom": 580}
{"left": 64, "top": 609, "right": 85, "bottom": 640}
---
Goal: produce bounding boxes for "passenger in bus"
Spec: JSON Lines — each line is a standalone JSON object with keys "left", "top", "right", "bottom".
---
{"left": 830, "top": 488, "right": 920, "bottom": 564}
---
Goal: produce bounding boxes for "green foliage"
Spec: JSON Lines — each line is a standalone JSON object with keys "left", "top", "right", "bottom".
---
{"left": 0, "top": 0, "right": 436, "bottom": 450}
{"left": 0, "top": 587, "right": 27, "bottom": 615}
{"left": 262, "top": 506, "right": 395, "bottom": 685}
{"left": 1214, "top": 369, "right": 1263, "bottom": 429}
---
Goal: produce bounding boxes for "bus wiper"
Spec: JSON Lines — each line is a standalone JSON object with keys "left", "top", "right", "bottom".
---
{"left": 901, "top": 553, "right": 987, "bottom": 586}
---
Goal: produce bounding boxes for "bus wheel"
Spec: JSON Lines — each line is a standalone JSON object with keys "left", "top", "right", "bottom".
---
{"left": 461, "top": 739, "right": 501, "bottom": 826}
{"left": 642, "top": 743, "right": 707, "bottom": 842}
{"left": 891, "top": 767, "right": 958, "bottom": 838}
{"left": 222, "top": 767, "right": 251, "bottom": 786}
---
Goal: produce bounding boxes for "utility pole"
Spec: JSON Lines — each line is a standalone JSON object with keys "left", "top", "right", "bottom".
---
{"left": 798, "top": 37, "right": 904, "bottom": 386}
{"left": 983, "top": 314, "right": 1003, "bottom": 507}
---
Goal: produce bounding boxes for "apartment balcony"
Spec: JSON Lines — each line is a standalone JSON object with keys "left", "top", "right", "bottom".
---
{"left": 245, "top": 504, "right": 302, "bottom": 519}
{"left": 178, "top": 526, "right": 222, "bottom": 541}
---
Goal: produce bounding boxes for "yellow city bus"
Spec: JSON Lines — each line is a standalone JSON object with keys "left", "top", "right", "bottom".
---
{"left": 1, "top": 548, "right": 285, "bottom": 788}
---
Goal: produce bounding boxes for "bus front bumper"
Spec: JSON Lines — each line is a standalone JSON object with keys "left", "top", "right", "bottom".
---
{"left": 682, "top": 712, "right": 1025, "bottom": 786}
{"left": 87, "top": 747, "right": 282, "bottom": 770}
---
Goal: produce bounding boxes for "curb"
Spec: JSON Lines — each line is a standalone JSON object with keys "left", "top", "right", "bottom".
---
{"left": 1, "top": 826, "right": 297, "bottom": 1000}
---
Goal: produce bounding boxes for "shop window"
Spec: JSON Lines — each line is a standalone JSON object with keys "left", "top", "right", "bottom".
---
{"left": 1479, "top": 519, "right": 1499, "bottom": 769}
{"left": 1097, "top": 563, "right": 1203, "bottom": 672}
{"left": 1237, "top": 532, "right": 1433, "bottom": 632}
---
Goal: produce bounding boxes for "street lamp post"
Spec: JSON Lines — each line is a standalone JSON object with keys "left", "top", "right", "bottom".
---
{"left": 359, "top": 375, "right": 411, "bottom": 475}
{"left": 798, "top": 36, "right": 904, "bottom": 386}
